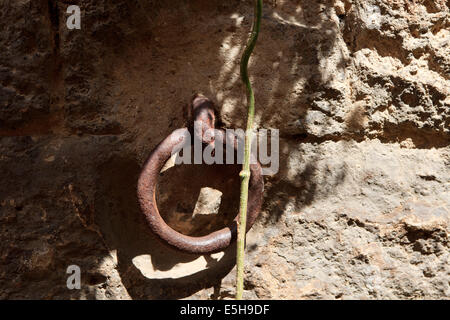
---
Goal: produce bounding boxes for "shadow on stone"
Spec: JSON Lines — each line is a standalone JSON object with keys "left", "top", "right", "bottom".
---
{"left": 95, "top": 154, "right": 241, "bottom": 299}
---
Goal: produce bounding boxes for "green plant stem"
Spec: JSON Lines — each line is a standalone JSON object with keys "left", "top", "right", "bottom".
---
{"left": 236, "top": 0, "right": 262, "bottom": 301}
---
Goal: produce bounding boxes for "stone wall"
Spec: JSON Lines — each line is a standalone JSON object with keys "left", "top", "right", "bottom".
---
{"left": 0, "top": 0, "right": 448, "bottom": 299}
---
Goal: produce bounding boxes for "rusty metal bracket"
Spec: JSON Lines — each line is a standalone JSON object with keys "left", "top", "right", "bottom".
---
{"left": 137, "top": 96, "right": 264, "bottom": 254}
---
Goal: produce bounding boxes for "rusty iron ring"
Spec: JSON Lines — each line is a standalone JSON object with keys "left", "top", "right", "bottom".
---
{"left": 137, "top": 96, "right": 264, "bottom": 254}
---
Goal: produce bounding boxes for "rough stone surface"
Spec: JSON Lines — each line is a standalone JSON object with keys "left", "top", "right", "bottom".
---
{"left": 0, "top": 0, "right": 448, "bottom": 299}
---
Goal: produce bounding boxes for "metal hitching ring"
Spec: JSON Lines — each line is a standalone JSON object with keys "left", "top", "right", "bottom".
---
{"left": 137, "top": 95, "right": 264, "bottom": 254}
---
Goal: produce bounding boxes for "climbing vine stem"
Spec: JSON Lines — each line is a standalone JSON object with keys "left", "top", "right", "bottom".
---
{"left": 236, "top": 0, "right": 262, "bottom": 300}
